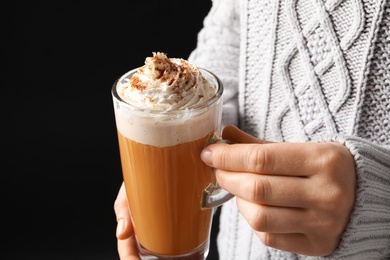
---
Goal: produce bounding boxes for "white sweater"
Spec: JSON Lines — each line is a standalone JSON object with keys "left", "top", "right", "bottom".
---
{"left": 189, "top": 0, "right": 390, "bottom": 259}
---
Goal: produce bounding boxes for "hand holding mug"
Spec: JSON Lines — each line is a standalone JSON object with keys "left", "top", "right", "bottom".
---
{"left": 114, "top": 183, "right": 140, "bottom": 260}
{"left": 201, "top": 125, "right": 356, "bottom": 256}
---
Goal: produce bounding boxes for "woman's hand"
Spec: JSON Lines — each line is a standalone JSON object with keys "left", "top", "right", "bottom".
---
{"left": 201, "top": 125, "right": 356, "bottom": 256}
{"left": 114, "top": 183, "right": 140, "bottom": 260}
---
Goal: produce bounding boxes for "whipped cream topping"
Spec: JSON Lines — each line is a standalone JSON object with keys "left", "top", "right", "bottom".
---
{"left": 117, "top": 52, "right": 216, "bottom": 110}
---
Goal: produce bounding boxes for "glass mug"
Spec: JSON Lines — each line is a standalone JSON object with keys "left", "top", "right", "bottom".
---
{"left": 112, "top": 68, "right": 234, "bottom": 259}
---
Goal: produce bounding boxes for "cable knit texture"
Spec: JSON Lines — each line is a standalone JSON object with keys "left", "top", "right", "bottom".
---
{"left": 189, "top": 0, "right": 390, "bottom": 259}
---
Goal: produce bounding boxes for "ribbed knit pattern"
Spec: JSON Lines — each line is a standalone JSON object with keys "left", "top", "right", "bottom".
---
{"left": 189, "top": 0, "right": 390, "bottom": 259}
{"left": 357, "top": 3, "right": 390, "bottom": 146}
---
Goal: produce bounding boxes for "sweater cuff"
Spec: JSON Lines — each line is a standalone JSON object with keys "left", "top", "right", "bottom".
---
{"left": 323, "top": 135, "right": 390, "bottom": 259}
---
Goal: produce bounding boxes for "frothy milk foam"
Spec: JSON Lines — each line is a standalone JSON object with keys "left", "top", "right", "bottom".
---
{"left": 114, "top": 52, "right": 220, "bottom": 147}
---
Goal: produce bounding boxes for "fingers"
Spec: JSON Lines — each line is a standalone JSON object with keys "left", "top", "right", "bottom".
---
{"left": 114, "top": 182, "right": 134, "bottom": 239}
{"left": 257, "top": 232, "right": 318, "bottom": 256}
{"left": 256, "top": 232, "right": 337, "bottom": 256}
{"left": 115, "top": 183, "right": 140, "bottom": 259}
{"left": 117, "top": 234, "right": 141, "bottom": 260}
{"left": 236, "top": 198, "right": 308, "bottom": 233}
{"left": 222, "top": 125, "right": 268, "bottom": 144}
{"left": 201, "top": 127, "right": 355, "bottom": 256}
{"left": 202, "top": 141, "right": 331, "bottom": 177}
{"left": 237, "top": 196, "right": 338, "bottom": 256}
{"left": 236, "top": 194, "right": 336, "bottom": 256}
{"left": 236, "top": 198, "right": 342, "bottom": 256}
{"left": 215, "top": 171, "right": 311, "bottom": 207}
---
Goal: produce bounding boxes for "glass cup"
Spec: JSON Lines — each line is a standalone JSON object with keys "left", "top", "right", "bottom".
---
{"left": 112, "top": 68, "right": 234, "bottom": 259}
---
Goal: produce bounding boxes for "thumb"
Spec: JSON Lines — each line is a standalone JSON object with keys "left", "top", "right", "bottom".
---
{"left": 222, "top": 125, "right": 268, "bottom": 144}
{"left": 114, "top": 182, "right": 134, "bottom": 239}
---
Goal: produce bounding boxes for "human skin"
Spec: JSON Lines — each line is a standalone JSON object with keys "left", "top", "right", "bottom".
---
{"left": 201, "top": 125, "right": 356, "bottom": 256}
{"left": 114, "top": 125, "right": 356, "bottom": 258}
{"left": 114, "top": 182, "right": 140, "bottom": 260}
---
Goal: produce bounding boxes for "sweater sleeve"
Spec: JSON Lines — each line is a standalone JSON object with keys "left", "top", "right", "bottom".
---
{"left": 326, "top": 5, "right": 390, "bottom": 258}
{"left": 322, "top": 135, "right": 390, "bottom": 259}
{"left": 188, "top": 0, "right": 240, "bottom": 127}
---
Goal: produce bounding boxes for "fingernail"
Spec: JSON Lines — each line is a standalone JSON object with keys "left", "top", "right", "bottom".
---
{"left": 201, "top": 149, "right": 213, "bottom": 166}
{"left": 116, "top": 218, "right": 125, "bottom": 237}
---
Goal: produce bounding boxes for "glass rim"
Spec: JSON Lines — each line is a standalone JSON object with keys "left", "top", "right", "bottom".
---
{"left": 111, "top": 67, "right": 224, "bottom": 115}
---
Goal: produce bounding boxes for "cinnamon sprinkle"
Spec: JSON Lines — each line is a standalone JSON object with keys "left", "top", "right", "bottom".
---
{"left": 130, "top": 76, "right": 147, "bottom": 90}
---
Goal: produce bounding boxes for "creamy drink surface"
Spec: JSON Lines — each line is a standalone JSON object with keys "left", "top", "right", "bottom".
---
{"left": 115, "top": 52, "right": 218, "bottom": 147}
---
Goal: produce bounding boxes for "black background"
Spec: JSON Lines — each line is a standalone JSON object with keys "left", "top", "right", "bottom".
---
{"left": 3, "top": 0, "right": 218, "bottom": 259}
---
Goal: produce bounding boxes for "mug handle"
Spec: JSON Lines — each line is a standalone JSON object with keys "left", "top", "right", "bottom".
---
{"left": 201, "top": 183, "right": 235, "bottom": 209}
{"left": 201, "top": 133, "right": 235, "bottom": 209}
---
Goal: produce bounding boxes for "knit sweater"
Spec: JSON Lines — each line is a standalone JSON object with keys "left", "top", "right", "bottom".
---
{"left": 189, "top": 0, "right": 390, "bottom": 259}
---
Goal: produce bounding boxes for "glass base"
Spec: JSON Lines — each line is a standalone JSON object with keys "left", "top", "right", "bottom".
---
{"left": 137, "top": 240, "right": 209, "bottom": 260}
